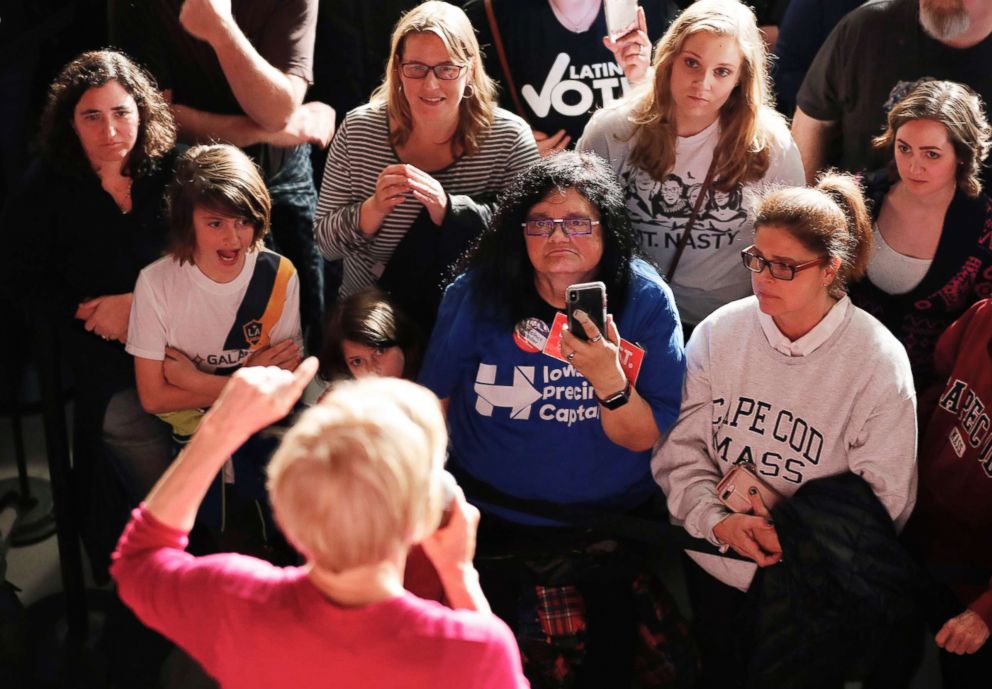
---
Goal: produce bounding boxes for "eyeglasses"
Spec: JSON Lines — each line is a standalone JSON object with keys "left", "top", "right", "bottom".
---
{"left": 522, "top": 217, "right": 601, "bottom": 237}
{"left": 399, "top": 62, "right": 466, "bottom": 80}
{"left": 740, "top": 246, "right": 829, "bottom": 280}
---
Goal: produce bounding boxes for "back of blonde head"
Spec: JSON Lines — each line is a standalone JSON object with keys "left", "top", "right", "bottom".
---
{"left": 267, "top": 377, "right": 447, "bottom": 573}
{"left": 628, "top": 0, "right": 781, "bottom": 190}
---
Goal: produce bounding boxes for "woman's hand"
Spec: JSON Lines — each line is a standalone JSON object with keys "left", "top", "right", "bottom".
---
{"left": 361, "top": 164, "right": 413, "bottom": 234}
{"left": 75, "top": 293, "right": 133, "bottom": 343}
{"left": 162, "top": 346, "right": 202, "bottom": 390}
{"left": 560, "top": 310, "right": 627, "bottom": 398}
{"left": 420, "top": 484, "right": 480, "bottom": 575}
{"left": 712, "top": 490, "right": 782, "bottom": 567}
{"left": 936, "top": 610, "right": 990, "bottom": 655}
{"left": 404, "top": 165, "right": 448, "bottom": 225}
{"left": 533, "top": 128, "right": 571, "bottom": 157}
{"left": 245, "top": 339, "right": 302, "bottom": 371}
{"left": 603, "top": 7, "right": 652, "bottom": 86}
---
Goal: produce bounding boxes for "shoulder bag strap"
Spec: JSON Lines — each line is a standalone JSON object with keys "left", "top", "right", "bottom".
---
{"left": 665, "top": 158, "right": 718, "bottom": 283}
{"left": 484, "top": 0, "right": 530, "bottom": 124}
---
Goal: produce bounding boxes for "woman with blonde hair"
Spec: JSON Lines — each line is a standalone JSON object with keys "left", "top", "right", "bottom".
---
{"left": 112, "top": 360, "right": 529, "bottom": 688}
{"left": 578, "top": 0, "right": 804, "bottom": 333}
{"left": 653, "top": 172, "right": 919, "bottom": 686}
{"left": 314, "top": 0, "right": 539, "bottom": 332}
{"left": 850, "top": 78, "right": 992, "bottom": 392}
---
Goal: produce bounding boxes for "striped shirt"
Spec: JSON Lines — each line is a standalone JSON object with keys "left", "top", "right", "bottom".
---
{"left": 313, "top": 103, "right": 539, "bottom": 297}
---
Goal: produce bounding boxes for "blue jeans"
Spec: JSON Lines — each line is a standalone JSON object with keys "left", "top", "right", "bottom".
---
{"left": 259, "top": 143, "right": 323, "bottom": 352}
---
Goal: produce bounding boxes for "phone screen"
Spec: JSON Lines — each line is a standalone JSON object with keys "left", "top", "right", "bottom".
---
{"left": 566, "top": 282, "right": 607, "bottom": 341}
{"left": 604, "top": 0, "right": 638, "bottom": 41}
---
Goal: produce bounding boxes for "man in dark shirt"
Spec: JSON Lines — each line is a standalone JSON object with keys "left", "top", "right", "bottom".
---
{"left": 792, "top": 0, "right": 992, "bottom": 184}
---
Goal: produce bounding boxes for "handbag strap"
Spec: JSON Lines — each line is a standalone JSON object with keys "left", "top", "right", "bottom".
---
{"left": 665, "top": 158, "right": 718, "bottom": 283}
{"left": 484, "top": 0, "right": 530, "bottom": 124}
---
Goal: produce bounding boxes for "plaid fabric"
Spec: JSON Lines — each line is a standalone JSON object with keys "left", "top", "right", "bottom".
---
{"left": 535, "top": 585, "right": 588, "bottom": 638}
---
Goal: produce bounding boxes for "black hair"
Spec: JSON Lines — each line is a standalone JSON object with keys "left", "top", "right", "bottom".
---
{"left": 457, "top": 150, "right": 639, "bottom": 327}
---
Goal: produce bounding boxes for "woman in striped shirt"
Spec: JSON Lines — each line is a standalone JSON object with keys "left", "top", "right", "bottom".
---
{"left": 313, "top": 0, "right": 539, "bottom": 332}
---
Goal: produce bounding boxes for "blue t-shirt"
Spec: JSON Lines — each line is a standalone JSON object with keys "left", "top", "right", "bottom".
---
{"left": 420, "top": 259, "right": 685, "bottom": 524}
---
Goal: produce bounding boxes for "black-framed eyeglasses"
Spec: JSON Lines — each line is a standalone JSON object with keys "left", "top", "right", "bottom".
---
{"left": 521, "top": 217, "right": 601, "bottom": 237}
{"left": 740, "top": 245, "right": 829, "bottom": 280}
{"left": 399, "top": 62, "right": 466, "bottom": 80}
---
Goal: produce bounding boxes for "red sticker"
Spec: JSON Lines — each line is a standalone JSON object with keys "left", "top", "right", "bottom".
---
{"left": 542, "top": 312, "right": 644, "bottom": 384}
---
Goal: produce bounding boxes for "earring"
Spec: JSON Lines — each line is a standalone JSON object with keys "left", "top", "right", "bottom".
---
{"left": 463, "top": 83, "right": 475, "bottom": 98}
{"left": 398, "top": 84, "right": 403, "bottom": 92}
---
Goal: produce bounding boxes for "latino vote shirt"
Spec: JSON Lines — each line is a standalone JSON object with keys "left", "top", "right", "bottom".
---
{"left": 465, "top": 0, "right": 677, "bottom": 142}
{"left": 419, "top": 260, "right": 685, "bottom": 526}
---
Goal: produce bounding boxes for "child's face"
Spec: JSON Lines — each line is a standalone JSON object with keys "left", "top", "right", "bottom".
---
{"left": 191, "top": 205, "right": 255, "bottom": 283}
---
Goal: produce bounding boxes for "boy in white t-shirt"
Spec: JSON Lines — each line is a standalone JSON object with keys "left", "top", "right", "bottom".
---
{"left": 127, "top": 143, "right": 302, "bottom": 531}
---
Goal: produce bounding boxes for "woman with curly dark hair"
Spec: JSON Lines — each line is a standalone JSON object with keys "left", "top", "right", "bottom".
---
{"left": 418, "top": 151, "right": 693, "bottom": 688}
{"left": 3, "top": 50, "right": 179, "bottom": 562}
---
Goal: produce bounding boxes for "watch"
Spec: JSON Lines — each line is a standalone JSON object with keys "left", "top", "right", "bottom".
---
{"left": 595, "top": 379, "right": 631, "bottom": 410}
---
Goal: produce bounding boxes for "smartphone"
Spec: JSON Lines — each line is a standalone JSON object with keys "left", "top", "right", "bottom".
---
{"left": 438, "top": 470, "right": 458, "bottom": 529}
{"left": 604, "top": 0, "right": 638, "bottom": 41}
{"left": 566, "top": 281, "right": 607, "bottom": 341}
{"left": 715, "top": 463, "right": 783, "bottom": 514}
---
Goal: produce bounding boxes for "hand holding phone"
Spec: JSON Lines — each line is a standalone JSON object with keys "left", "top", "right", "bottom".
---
{"left": 715, "top": 463, "right": 783, "bottom": 514}
{"left": 566, "top": 281, "right": 607, "bottom": 341}
{"left": 604, "top": 0, "right": 638, "bottom": 41}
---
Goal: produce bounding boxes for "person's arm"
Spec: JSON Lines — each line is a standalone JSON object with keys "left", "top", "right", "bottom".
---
{"left": 177, "top": 0, "right": 308, "bottom": 131}
{"left": 134, "top": 354, "right": 226, "bottom": 415}
{"left": 312, "top": 117, "right": 382, "bottom": 260}
{"left": 791, "top": 107, "right": 835, "bottom": 185}
{"left": 420, "top": 486, "right": 490, "bottom": 613}
{"left": 651, "top": 325, "right": 733, "bottom": 545}
{"left": 171, "top": 101, "right": 335, "bottom": 149}
{"left": 846, "top": 366, "right": 919, "bottom": 531}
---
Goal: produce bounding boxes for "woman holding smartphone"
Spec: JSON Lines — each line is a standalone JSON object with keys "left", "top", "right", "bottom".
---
{"left": 578, "top": 0, "right": 804, "bottom": 334}
{"left": 420, "top": 151, "right": 692, "bottom": 688}
{"left": 652, "top": 172, "right": 918, "bottom": 687}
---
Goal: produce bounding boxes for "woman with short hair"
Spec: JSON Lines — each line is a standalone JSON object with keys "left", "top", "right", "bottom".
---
{"left": 111, "top": 360, "right": 529, "bottom": 689}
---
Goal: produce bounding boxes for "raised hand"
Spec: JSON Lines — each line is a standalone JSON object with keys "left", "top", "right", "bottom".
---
{"left": 603, "top": 6, "right": 652, "bottom": 86}
{"left": 205, "top": 356, "right": 318, "bottom": 443}
{"left": 179, "top": 0, "right": 233, "bottom": 45}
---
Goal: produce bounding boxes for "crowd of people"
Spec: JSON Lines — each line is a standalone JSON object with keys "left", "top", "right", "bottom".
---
{"left": 3, "top": 1, "right": 992, "bottom": 688}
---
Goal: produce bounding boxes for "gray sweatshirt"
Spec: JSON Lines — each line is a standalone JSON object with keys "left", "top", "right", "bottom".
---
{"left": 651, "top": 296, "right": 918, "bottom": 589}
